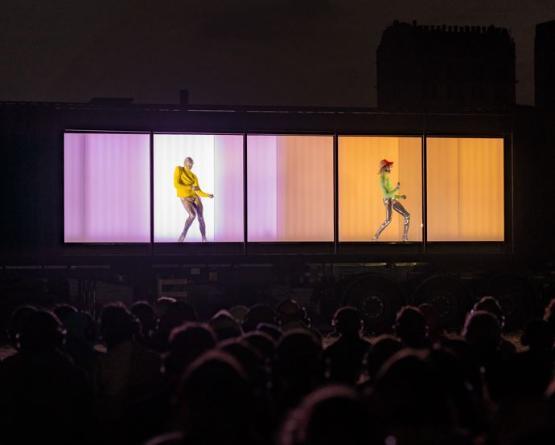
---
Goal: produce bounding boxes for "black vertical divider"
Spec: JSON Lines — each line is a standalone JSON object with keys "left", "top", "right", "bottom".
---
{"left": 149, "top": 131, "right": 154, "bottom": 255}
{"left": 422, "top": 132, "right": 428, "bottom": 253}
{"left": 61, "top": 131, "right": 65, "bottom": 245}
{"left": 507, "top": 131, "right": 514, "bottom": 254}
{"left": 243, "top": 133, "right": 248, "bottom": 255}
{"left": 333, "top": 134, "right": 339, "bottom": 254}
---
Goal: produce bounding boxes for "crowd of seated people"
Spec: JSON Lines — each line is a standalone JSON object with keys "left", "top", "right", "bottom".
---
{"left": 0, "top": 294, "right": 554, "bottom": 445}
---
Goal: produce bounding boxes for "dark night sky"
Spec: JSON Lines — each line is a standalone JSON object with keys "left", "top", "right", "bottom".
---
{"left": 1, "top": 0, "right": 554, "bottom": 107}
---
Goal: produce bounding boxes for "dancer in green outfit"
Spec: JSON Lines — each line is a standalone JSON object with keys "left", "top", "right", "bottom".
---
{"left": 372, "top": 159, "right": 410, "bottom": 241}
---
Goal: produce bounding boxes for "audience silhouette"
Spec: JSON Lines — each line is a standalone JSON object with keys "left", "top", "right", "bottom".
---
{"left": 0, "top": 294, "right": 553, "bottom": 445}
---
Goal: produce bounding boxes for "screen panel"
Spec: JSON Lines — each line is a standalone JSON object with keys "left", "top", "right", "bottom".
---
{"left": 153, "top": 134, "right": 244, "bottom": 242}
{"left": 339, "top": 136, "right": 423, "bottom": 242}
{"left": 247, "top": 135, "right": 334, "bottom": 241}
{"left": 64, "top": 132, "right": 151, "bottom": 243}
{"left": 426, "top": 137, "right": 504, "bottom": 241}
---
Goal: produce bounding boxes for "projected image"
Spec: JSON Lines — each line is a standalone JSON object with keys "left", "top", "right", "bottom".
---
{"left": 247, "top": 135, "right": 334, "bottom": 242}
{"left": 339, "top": 136, "right": 423, "bottom": 242}
{"left": 154, "top": 134, "right": 244, "bottom": 242}
{"left": 64, "top": 132, "right": 151, "bottom": 243}
{"left": 426, "top": 137, "right": 504, "bottom": 241}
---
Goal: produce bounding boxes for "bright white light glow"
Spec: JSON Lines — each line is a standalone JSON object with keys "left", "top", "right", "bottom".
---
{"left": 154, "top": 134, "right": 244, "bottom": 242}
{"left": 154, "top": 134, "right": 215, "bottom": 242}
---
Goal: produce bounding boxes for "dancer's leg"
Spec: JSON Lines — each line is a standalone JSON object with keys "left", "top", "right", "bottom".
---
{"left": 392, "top": 200, "right": 410, "bottom": 241}
{"left": 178, "top": 198, "right": 196, "bottom": 241}
{"left": 373, "top": 198, "right": 393, "bottom": 240}
{"left": 192, "top": 197, "right": 207, "bottom": 242}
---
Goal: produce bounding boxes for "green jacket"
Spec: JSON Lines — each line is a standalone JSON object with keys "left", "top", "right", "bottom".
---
{"left": 379, "top": 172, "right": 401, "bottom": 199}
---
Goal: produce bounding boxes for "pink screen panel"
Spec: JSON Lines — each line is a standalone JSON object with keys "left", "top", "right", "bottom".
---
{"left": 64, "top": 132, "right": 151, "bottom": 242}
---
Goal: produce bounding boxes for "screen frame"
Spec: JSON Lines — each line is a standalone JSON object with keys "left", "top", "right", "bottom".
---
{"left": 152, "top": 132, "right": 246, "bottom": 244}
{"left": 421, "top": 132, "right": 510, "bottom": 251}
{"left": 62, "top": 130, "right": 152, "bottom": 246}
{"left": 62, "top": 129, "right": 511, "bottom": 254}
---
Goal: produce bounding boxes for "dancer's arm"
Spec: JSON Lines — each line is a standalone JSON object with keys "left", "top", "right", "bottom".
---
{"left": 384, "top": 176, "right": 405, "bottom": 199}
{"left": 192, "top": 174, "right": 213, "bottom": 198}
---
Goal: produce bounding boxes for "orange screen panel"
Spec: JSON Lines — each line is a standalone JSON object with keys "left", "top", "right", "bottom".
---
{"left": 426, "top": 137, "right": 504, "bottom": 241}
{"left": 339, "top": 136, "right": 422, "bottom": 242}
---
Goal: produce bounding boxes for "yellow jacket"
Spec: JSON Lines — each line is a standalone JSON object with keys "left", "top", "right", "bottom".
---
{"left": 173, "top": 166, "right": 211, "bottom": 198}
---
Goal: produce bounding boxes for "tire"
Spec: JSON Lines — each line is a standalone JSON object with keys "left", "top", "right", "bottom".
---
{"left": 342, "top": 274, "right": 404, "bottom": 334}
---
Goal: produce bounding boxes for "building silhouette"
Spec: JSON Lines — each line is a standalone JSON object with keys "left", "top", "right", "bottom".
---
{"left": 377, "top": 21, "right": 516, "bottom": 111}
{"left": 535, "top": 20, "right": 555, "bottom": 108}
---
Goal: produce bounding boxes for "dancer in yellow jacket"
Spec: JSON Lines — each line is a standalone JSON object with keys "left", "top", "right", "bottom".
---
{"left": 372, "top": 159, "right": 410, "bottom": 241}
{"left": 174, "top": 157, "right": 214, "bottom": 242}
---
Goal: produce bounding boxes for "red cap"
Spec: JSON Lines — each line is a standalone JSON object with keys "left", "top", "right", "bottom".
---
{"left": 379, "top": 159, "right": 394, "bottom": 169}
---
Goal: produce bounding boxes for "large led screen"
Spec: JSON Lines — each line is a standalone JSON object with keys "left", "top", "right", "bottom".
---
{"left": 154, "top": 134, "right": 244, "bottom": 242}
{"left": 64, "top": 132, "right": 151, "bottom": 243}
{"left": 339, "top": 136, "right": 423, "bottom": 242}
{"left": 247, "top": 135, "right": 334, "bottom": 242}
{"left": 426, "top": 137, "right": 504, "bottom": 241}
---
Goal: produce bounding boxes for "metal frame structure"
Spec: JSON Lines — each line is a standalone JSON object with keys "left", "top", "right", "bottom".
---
{"left": 61, "top": 128, "right": 511, "bottom": 257}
